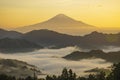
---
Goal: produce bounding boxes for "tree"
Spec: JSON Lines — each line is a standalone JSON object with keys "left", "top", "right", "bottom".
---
{"left": 96, "top": 71, "right": 106, "bottom": 80}
{"left": 77, "top": 77, "right": 87, "bottom": 80}
{"left": 68, "top": 69, "right": 76, "bottom": 80}
{"left": 61, "top": 68, "right": 69, "bottom": 78}
{"left": 25, "top": 76, "right": 34, "bottom": 80}
{"left": 87, "top": 74, "right": 96, "bottom": 80}
{"left": 107, "top": 63, "right": 120, "bottom": 80}
{"left": 61, "top": 68, "right": 69, "bottom": 80}
{"left": 52, "top": 75, "right": 57, "bottom": 80}
{"left": 46, "top": 75, "right": 53, "bottom": 80}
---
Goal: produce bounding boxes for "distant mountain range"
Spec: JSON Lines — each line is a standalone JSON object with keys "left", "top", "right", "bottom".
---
{"left": 23, "top": 29, "right": 81, "bottom": 48}
{"left": 0, "top": 28, "right": 120, "bottom": 53}
{"left": 15, "top": 14, "right": 95, "bottom": 34}
{"left": 0, "top": 29, "right": 22, "bottom": 39}
{"left": 23, "top": 29, "right": 120, "bottom": 49}
{"left": 63, "top": 50, "right": 120, "bottom": 63}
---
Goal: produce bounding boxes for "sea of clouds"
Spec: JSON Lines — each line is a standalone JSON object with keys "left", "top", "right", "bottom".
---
{"left": 0, "top": 46, "right": 119, "bottom": 76}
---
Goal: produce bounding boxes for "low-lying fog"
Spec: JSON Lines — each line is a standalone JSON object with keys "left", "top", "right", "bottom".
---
{"left": 0, "top": 47, "right": 120, "bottom": 76}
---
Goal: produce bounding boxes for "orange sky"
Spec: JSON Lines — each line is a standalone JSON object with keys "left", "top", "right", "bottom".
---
{"left": 0, "top": 0, "right": 120, "bottom": 30}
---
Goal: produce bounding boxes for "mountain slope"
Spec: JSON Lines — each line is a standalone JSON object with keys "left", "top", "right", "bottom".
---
{"left": 0, "top": 29, "right": 22, "bottom": 39}
{"left": 0, "top": 28, "right": 120, "bottom": 50}
{"left": 63, "top": 50, "right": 120, "bottom": 63}
{"left": 23, "top": 29, "right": 81, "bottom": 48}
{"left": 81, "top": 31, "right": 120, "bottom": 48}
{"left": 15, "top": 14, "right": 94, "bottom": 33}
{"left": 23, "top": 29, "right": 120, "bottom": 49}
{"left": 0, "top": 59, "right": 41, "bottom": 78}
{"left": 0, "top": 38, "right": 43, "bottom": 53}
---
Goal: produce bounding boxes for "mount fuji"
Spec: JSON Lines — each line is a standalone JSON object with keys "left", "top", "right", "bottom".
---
{"left": 15, "top": 14, "right": 95, "bottom": 34}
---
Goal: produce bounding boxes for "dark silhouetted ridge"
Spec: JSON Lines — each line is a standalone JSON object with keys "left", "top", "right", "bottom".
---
{"left": 64, "top": 50, "right": 120, "bottom": 63}
{"left": 0, "top": 38, "right": 43, "bottom": 53}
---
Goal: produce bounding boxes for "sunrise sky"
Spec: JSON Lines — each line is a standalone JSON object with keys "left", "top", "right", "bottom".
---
{"left": 0, "top": 0, "right": 120, "bottom": 30}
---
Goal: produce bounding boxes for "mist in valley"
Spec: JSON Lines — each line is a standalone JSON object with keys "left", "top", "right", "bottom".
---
{"left": 0, "top": 46, "right": 119, "bottom": 76}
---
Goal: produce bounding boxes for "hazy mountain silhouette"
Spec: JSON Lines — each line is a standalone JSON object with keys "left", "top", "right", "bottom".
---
{"left": 0, "top": 28, "right": 120, "bottom": 50}
{"left": 0, "top": 38, "right": 43, "bottom": 53}
{"left": 63, "top": 50, "right": 120, "bottom": 63}
{"left": 0, "top": 29, "right": 22, "bottom": 39}
{"left": 81, "top": 31, "right": 120, "bottom": 48}
{"left": 15, "top": 14, "right": 94, "bottom": 33}
{"left": 23, "top": 29, "right": 120, "bottom": 49}
{"left": 23, "top": 29, "right": 81, "bottom": 48}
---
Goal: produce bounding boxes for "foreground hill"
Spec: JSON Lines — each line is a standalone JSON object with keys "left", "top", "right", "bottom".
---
{"left": 63, "top": 50, "right": 120, "bottom": 63}
{"left": 0, "top": 38, "right": 43, "bottom": 53}
{"left": 0, "top": 59, "right": 41, "bottom": 78}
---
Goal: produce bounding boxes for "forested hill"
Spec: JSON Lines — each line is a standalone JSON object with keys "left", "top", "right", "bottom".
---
{"left": 63, "top": 50, "right": 120, "bottom": 63}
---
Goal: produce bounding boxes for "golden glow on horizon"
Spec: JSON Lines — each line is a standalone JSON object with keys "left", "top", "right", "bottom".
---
{"left": 0, "top": 0, "right": 120, "bottom": 29}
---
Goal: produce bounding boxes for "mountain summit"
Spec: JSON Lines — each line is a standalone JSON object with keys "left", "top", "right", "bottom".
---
{"left": 47, "top": 14, "right": 78, "bottom": 23}
{"left": 42, "top": 14, "right": 91, "bottom": 26}
{"left": 15, "top": 14, "right": 95, "bottom": 34}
